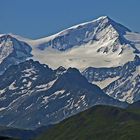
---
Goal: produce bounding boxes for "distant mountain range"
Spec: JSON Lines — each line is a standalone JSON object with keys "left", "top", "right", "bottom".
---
{"left": 83, "top": 55, "right": 140, "bottom": 103}
{"left": 0, "top": 16, "right": 140, "bottom": 131}
{"left": 0, "top": 60, "right": 126, "bottom": 129}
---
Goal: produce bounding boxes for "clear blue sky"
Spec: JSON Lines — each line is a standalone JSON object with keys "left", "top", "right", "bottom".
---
{"left": 0, "top": 0, "right": 139, "bottom": 39}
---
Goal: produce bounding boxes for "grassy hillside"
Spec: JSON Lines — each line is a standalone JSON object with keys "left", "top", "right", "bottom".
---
{"left": 0, "top": 125, "right": 50, "bottom": 140}
{"left": 127, "top": 101, "right": 140, "bottom": 115}
{"left": 0, "top": 126, "right": 33, "bottom": 140}
{"left": 35, "top": 105, "right": 140, "bottom": 140}
{"left": 0, "top": 135, "right": 19, "bottom": 140}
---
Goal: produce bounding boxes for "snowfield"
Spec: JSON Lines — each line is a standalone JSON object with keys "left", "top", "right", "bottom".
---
{"left": 30, "top": 42, "right": 135, "bottom": 71}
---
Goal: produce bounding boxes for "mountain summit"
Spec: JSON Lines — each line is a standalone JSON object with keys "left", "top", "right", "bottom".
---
{"left": 16, "top": 16, "right": 140, "bottom": 70}
{"left": 1, "top": 16, "right": 140, "bottom": 70}
{"left": 33, "top": 15, "right": 131, "bottom": 51}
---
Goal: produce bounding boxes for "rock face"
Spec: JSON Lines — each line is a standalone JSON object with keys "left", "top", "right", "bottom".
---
{"left": 33, "top": 16, "right": 131, "bottom": 52}
{"left": 0, "top": 60, "right": 126, "bottom": 129}
{"left": 83, "top": 56, "right": 140, "bottom": 103}
{"left": 0, "top": 35, "right": 32, "bottom": 74}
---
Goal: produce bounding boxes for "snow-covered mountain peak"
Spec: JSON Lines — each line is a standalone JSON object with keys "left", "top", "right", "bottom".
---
{"left": 0, "top": 16, "right": 140, "bottom": 71}
{"left": 0, "top": 34, "right": 32, "bottom": 74}
{"left": 12, "top": 16, "right": 131, "bottom": 50}
{"left": 0, "top": 35, "right": 14, "bottom": 63}
{"left": 95, "top": 15, "right": 108, "bottom": 20}
{"left": 29, "top": 16, "right": 131, "bottom": 52}
{"left": 24, "top": 16, "right": 138, "bottom": 70}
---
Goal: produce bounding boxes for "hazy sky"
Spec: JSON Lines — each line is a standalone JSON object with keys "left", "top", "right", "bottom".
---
{"left": 0, "top": 0, "right": 139, "bottom": 38}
